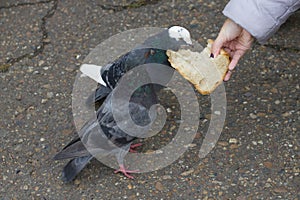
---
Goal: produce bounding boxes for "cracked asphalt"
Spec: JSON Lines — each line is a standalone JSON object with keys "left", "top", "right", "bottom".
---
{"left": 0, "top": 0, "right": 299, "bottom": 199}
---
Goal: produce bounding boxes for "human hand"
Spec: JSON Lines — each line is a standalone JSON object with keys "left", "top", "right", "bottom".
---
{"left": 211, "top": 18, "right": 254, "bottom": 81}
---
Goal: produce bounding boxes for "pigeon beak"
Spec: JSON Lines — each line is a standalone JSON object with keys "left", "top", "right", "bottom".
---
{"left": 181, "top": 44, "right": 194, "bottom": 49}
{"left": 186, "top": 38, "right": 193, "bottom": 47}
{"left": 184, "top": 38, "right": 193, "bottom": 48}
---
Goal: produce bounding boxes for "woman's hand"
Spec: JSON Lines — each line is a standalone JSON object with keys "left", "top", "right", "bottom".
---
{"left": 212, "top": 18, "right": 254, "bottom": 81}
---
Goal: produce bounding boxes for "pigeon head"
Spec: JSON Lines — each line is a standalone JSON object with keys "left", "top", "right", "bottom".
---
{"left": 168, "top": 26, "right": 193, "bottom": 46}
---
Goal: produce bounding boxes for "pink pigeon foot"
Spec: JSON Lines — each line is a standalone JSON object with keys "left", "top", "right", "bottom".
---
{"left": 129, "top": 143, "right": 143, "bottom": 153}
{"left": 114, "top": 165, "right": 139, "bottom": 179}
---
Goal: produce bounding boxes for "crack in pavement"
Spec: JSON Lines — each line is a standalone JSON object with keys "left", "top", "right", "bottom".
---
{"left": 0, "top": 0, "right": 54, "bottom": 9}
{"left": 1, "top": 0, "right": 297, "bottom": 72}
{"left": 99, "top": 0, "right": 162, "bottom": 12}
{"left": 0, "top": 0, "right": 58, "bottom": 72}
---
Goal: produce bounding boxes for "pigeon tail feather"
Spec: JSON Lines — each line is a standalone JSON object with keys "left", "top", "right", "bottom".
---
{"left": 61, "top": 155, "right": 93, "bottom": 182}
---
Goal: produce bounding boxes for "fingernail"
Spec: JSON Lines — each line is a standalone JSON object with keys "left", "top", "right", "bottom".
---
{"left": 210, "top": 53, "right": 214, "bottom": 58}
{"left": 224, "top": 73, "right": 230, "bottom": 81}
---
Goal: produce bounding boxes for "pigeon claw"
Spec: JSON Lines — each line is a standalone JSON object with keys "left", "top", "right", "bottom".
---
{"left": 114, "top": 165, "right": 139, "bottom": 179}
{"left": 129, "top": 143, "right": 143, "bottom": 153}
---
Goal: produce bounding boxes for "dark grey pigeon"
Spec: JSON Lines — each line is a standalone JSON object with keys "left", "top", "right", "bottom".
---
{"left": 81, "top": 26, "right": 192, "bottom": 105}
{"left": 54, "top": 26, "right": 192, "bottom": 182}
{"left": 54, "top": 91, "right": 158, "bottom": 182}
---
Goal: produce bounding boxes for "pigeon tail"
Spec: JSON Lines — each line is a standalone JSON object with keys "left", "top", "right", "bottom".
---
{"left": 53, "top": 136, "right": 90, "bottom": 160}
{"left": 61, "top": 155, "right": 93, "bottom": 182}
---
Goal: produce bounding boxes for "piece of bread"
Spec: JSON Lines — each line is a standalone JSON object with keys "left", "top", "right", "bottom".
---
{"left": 167, "top": 39, "right": 230, "bottom": 95}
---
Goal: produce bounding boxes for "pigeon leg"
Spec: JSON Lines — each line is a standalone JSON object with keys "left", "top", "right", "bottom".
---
{"left": 129, "top": 143, "right": 143, "bottom": 153}
{"left": 114, "top": 164, "right": 139, "bottom": 179}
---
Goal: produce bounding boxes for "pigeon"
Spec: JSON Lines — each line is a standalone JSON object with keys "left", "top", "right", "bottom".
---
{"left": 81, "top": 26, "right": 193, "bottom": 105}
{"left": 54, "top": 26, "right": 192, "bottom": 182}
{"left": 54, "top": 91, "right": 159, "bottom": 182}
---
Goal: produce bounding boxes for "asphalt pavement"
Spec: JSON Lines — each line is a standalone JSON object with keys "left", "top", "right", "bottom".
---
{"left": 0, "top": 0, "right": 299, "bottom": 199}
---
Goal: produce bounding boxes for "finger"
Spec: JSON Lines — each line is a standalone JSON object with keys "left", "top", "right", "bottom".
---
{"left": 228, "top": 58, "right": 239, "bottom": 70}
{"left": 223, "top": 47, "right": 234, "bottom": 57}
{"left": 228, "top": 51, "right": 244, "bottom": 70}
{"left": 211, "top": 36, "right": 225, "bottom": 57}
{"left": 224, "top": 71, "right": 232, "bottom": 81}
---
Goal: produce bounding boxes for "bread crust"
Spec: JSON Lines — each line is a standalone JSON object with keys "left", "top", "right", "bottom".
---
{"left": 167, "top": 39, "right": 230, "bottom": 95}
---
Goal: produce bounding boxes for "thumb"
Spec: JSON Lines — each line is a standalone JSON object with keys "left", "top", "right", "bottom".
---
{"left": 211, "top": 36, "right": 224, "bottom": 57}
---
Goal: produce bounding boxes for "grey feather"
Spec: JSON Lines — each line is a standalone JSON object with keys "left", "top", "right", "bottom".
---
{"left": 54, "top": 92, "right": 158, "bottom": 182}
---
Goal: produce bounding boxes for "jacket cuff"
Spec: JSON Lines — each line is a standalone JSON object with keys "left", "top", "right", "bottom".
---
{"left": 223, "top": 0, "right": 300, "bottom": 44}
